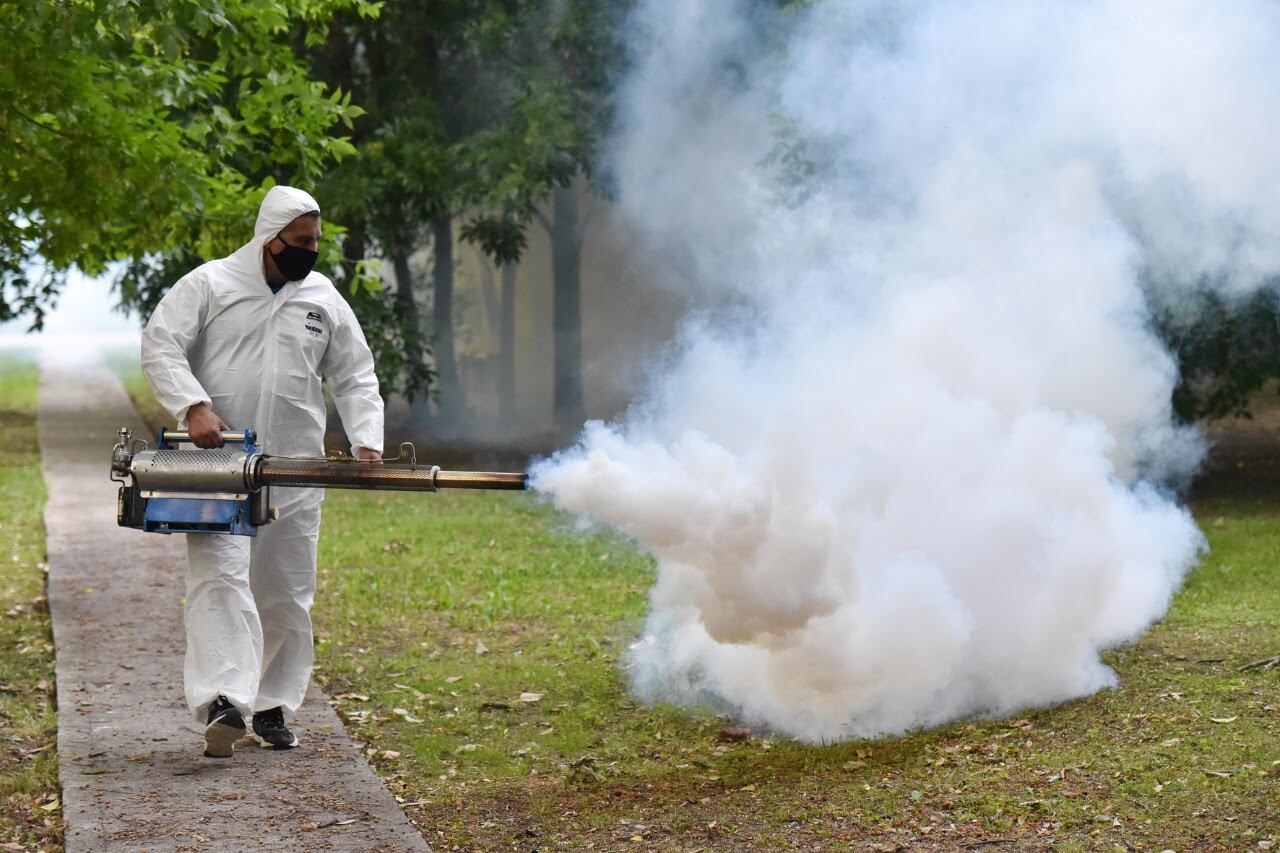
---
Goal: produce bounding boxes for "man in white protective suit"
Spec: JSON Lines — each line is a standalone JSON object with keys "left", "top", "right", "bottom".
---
{"left": 141, "top": 185, "right": 384, "bottom": 758}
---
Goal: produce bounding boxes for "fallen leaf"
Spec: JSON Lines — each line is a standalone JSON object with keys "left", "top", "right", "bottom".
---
{"left": 475, "top": 641, "right": 489, "bottom": 655}
{"left": 301, "top": 822, "right": 319, "bottom": 831}
{"left": 1160, "top": 738, "right": 1182, "bottom": 747}
{"left": 719, "top": 726, "right": 752, "bottom": 742}
{"left": 381, "top": 750, "right": 401, "bottom": 760}
{"left": 1211, "top": 716, "right": 1238, "bottom": 724}
{"left": 520, "top": 692, "right": 544, "bottom": 704}
{"left": 445, "top": 675, "right": 464, "bottom": 684}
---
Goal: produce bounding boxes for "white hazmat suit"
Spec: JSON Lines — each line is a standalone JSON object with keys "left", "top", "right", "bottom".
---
{"left": 141, "top": 186, "right": 384, "bottom": 722}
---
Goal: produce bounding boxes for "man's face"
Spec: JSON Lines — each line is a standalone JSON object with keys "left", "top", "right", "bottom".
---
{"left": 270, "top": 214, "right": 322, "bottom": 252}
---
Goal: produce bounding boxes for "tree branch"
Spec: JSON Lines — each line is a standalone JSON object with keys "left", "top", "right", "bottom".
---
{"left": 8, "top": 106, "right": 80, "bottom": 141}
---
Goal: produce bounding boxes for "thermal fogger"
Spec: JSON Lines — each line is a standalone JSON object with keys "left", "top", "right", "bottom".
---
{"left": 110, "top": 427, "right": 528, "bottom": 537}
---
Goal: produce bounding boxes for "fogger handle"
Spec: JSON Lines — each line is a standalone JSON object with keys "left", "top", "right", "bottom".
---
{"left": 160, "top": 428, "right": 255, "bottom": 446}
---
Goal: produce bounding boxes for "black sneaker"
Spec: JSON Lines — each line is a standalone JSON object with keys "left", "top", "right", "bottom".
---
{"left": 252, "top": 707, "right": 299, "bottom": 750}
{"left": 204, "top": 695, "right": 245, "bottom": 758}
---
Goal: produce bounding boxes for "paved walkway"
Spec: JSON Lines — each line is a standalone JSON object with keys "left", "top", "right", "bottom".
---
{"left": 39, "top": 361, "right": 431, "bottom": 852}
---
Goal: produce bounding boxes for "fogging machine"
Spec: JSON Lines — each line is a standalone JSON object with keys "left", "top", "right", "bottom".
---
{"left": 111, "top": 426, "right": 528, "bottom": 536}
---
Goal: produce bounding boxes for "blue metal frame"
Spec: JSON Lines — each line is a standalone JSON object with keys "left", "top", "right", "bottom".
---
{"left": 142, "top": 497, "right": 259, "bottom": 536}
{"left": 137, "top": 428, "right": 263, "bottom": 536}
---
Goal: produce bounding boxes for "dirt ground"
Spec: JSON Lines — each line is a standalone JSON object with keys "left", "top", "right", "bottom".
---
{"left": 1192, "top": 395, "right": 1280, "bottom": 500}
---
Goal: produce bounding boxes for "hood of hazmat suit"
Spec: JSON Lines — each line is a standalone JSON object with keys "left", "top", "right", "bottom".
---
{"left": 141, "top": 185, "right": 384, "bottom": 457}
{"left": 140, "top": 185, "right": 386, "bottom": 723}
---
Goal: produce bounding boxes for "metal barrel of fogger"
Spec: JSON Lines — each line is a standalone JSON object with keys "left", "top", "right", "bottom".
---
{"left": 140, "top": 432, "right": 529, "bottom": 493}
{"left": 253, "top": 458, "right": 528, "bottom": 492}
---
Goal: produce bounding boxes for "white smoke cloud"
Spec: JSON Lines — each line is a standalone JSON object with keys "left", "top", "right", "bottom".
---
{"left": 532, "top": 0, "right": 1280, "bottom": 740}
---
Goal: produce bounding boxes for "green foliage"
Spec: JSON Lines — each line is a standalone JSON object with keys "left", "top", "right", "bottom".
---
{"left": 312, "top": 0, "right": 626, "bottom": 259}
{"left": 345, "top": 273, "right": 437, "bottom": 402}
{"left": 457, "top": 0, "right": 629, "bottom": 262}
{"left": 1151, "top": 286, "right": 1280, "bottom": 422}
{"left": 0, "top": 0, "right": 371, "bottom": 328}
{"left": 759, "top": 112, "right": 823, "bottom": 208}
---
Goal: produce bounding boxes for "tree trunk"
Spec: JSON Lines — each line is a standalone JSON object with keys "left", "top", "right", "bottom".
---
{"left": 475, "top": 249, "right": 500, "bottom": 334}
{"left": 392, "top": 251, "right": 424, "bottom": 371}
{"left": 431, "top": 212, "right": 462, "bottom": 421}
{"left": 550, "top": 183, "right": 585, "bottom": 433}
{"left": 391, "top": 250, "right": 430, "bottom": 425}
{"left": 498, "top": 263, "right": 516, "bottom": 421}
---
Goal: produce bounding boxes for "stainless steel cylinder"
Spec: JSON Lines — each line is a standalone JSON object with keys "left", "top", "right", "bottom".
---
{"left": 130, "top": 449, "right": 255, "bottom": 494}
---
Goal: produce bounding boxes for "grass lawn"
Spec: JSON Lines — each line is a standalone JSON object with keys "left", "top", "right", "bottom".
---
{"left": 0, "top": 353, "right": 61, "bottom": 851}
{"left": 104, "top": 354, "right": 1280, "bottom": 851}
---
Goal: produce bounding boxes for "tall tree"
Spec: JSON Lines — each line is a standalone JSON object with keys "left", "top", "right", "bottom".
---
{"left": 533, "top": 181, "right": 587, "bottom": 430}
{"left": 312, "top": 0, "right": 625, "bottom": 428}
{"left": 498, "top": 264, "right": 518, "bottom": 420}
{"left": 461, "top": 0, "right": 628, "bottom": 432}
{"left": 308, "top": 1, "right": 529, "bottom": 423}
{"left": 1, "top": 0, "right": 373, "bottom": 327}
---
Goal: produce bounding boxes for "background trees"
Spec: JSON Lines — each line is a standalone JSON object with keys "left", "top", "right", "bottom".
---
{"left": 1150, "top": 286, "right": 1280, "bottom": 423}
{"left": 12, "top": 1, "right": 1272, "bottom": 433}
{"left": 311, "top": 0, "right": 623, "bottom": 427}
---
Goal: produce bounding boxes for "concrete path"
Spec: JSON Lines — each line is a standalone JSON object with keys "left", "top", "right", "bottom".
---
{"left": 39, "top": 361, "right": 431, "bottom": 852}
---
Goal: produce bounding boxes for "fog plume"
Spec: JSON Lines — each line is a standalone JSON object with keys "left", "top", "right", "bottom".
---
{"left": 532, "top": 0, "right": 1280, "bottom": 741}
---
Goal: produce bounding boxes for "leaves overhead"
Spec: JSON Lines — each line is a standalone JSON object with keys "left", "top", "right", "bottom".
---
{"left": 0, "top": 0, "right": 372, "bottom": 328}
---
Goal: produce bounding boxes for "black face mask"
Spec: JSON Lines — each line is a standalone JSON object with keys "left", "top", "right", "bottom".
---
{"left": 269, "top": 237, "right": 319, "bottom": 282}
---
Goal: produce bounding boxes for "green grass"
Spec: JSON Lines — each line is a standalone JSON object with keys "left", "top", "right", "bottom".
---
{"left": 105, "top": 353, "right": 1280, "bottom": 851}
{"left": 308, "top": 490, "right": 1280, "bottom": 852}
{"left": 0, "top": 354, "right": 61, "bottom": 851}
